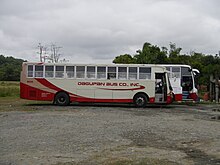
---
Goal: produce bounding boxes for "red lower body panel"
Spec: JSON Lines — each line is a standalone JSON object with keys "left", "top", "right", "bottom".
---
{"left": 166, "top": 95, "right": 173, "bottom": 104}
{"left": 189, "top": 93, "right": 198, "bottom": 101}
{"left": 20, "top": 82, "right": 54, "bottom": 101}
{"left": 174, "top": 94, "right": 182, "bottom": 101}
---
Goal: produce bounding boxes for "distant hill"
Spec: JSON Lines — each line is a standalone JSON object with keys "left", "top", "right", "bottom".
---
{"left": 0, "top": 55, "right": 26, "bottom": 81}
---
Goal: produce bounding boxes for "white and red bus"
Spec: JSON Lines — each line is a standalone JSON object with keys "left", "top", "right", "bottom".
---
{"left": 161, "top": 64, "right": 199, "bottom": 102}
{"left": 20, "top": 62, "right": 173, "bottom": 107}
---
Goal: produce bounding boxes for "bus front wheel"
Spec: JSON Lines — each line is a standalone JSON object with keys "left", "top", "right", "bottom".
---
{"left": 134, "top": 94, "right": 148, "bottom": 108}
{"left": 55, "top": 92, "right": 70, "bottom": 106}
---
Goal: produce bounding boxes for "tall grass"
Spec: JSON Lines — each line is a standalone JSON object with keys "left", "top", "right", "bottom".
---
{"left": 0, "top": 81, "right": 20, "bottom": 97}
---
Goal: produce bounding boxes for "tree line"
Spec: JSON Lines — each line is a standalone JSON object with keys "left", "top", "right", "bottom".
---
{"left": 113, "top": 42, "right": 220, "bottom": 86}
{"left": 0, "top": 55, "right": 25, "bottom": 81}
{"left": 1, "top": 42, "right": 220, "bottom": 86}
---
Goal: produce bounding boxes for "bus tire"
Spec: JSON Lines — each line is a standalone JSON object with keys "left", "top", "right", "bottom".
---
{"left": 134, "top": 93, "right": 148, "bottom": 108}
{"left": 55, "top": 92, "right": 70, "bottom": 106}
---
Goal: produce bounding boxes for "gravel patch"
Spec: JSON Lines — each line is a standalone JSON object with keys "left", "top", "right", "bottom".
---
{"left": 0, "top": 104, "right": 220, "bottom": 165}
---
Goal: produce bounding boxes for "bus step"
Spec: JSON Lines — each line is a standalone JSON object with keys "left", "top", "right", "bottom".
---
{"left": 182, "top": 99, "right": 195, "bottom": 103}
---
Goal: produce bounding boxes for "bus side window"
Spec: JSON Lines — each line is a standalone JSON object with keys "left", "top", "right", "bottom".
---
{"left": 139, "top": 67, "right": 151, "bottom": 79}
{"left": 35, "top": 65, "right": 43, "bottom": 77}
{"left": 118, "top": 67, "right": 127, "bottom": 80}
{"left": 45, "top": 66, "right": 54, "bottom": 78}
{"left": 97, "top": 66, "right": 106, "bottom": 79}
{"left": 165, "top": 67, "right": 171, "bottom": 78}
{"left": 172, "top": 67, "right": 180, "bottom": 78}
{"left": 76, "top": 66, "right": 85, "bottom": 78}
{"left": 87, "top": 66, "right": 95, "bottom": 79}
{"left": 128, "top": 67, "right": 137, "bottom": 80}
{"left": 66, "top": 66, "right": 74, "bottom": 78}
{"left": 107, "top": 67, "right": 116, "bottom": 79}
{"left": 55, "top": 66, "right": 64, "bottom": 78}
{"left": 27, "top": 65, "right": 34, "bottom": 77}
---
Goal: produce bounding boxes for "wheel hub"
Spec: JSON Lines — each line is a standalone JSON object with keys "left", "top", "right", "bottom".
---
{"left": 136, "top": 97, "right": 144, "bottom": 106}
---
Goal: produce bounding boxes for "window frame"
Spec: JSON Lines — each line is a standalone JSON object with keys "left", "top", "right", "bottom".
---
{"left": 45, "top": 65, "right": 55, "bottom": 78}
{"left": 66, "top": 66, "right": 75, "bottom": 79}
{"left": 27, "top": 65, "right": 34, "bottom": 78}
{"left": 128, "top": 67, "right": 137, "bottom": 80}
{"left": 34, "top": 65, "right": 44, "bottom": 78}
{"left": 107, "top": 66, "right": 117, "bottom": 79}
{"left": 86, "top": 66, "right": 96, "bottom": 79}
{"left": 76, "top": 66, "right": 85, "bottom": 79}
{"left": 171, "top": 67, "right": 181, "bottom": 78}
{"left": 118, "top": 67, "right": 127, "bottom": 80}
{"left": 55, "top": 65, "right": 64, "bottom": 78}
{"left": 97, "top": 66, "right": 107, "bottom": 79}
{"left": 139, "top": 67, "right": 151, "bottom": 80}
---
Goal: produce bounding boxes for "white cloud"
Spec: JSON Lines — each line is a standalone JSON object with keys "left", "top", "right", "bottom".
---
{"left": 0, "top": 0, "right": 220, "bottom": 63}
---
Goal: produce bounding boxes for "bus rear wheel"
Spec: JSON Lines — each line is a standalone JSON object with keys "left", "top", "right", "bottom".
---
{"left": 134, "top": 94, "right": 148, "bottom": 108}
{"left": 55, "top": 92, "right": 70, "bottom": 106}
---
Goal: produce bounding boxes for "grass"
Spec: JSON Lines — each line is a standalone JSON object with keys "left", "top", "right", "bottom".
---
{"left": 0, "top": 96, "right": 44, "bottom": 112}
{"left": 0, "top": 81, "right": 20, "bottom": 97}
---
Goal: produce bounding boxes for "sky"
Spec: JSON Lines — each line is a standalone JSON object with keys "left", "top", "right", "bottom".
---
{"left": 0, "top": 0, "right": 220, "bottom": 63}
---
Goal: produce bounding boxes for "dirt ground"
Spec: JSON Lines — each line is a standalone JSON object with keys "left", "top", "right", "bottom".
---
{"left": 0, "top": 98, "right": 220, "bottom": 165}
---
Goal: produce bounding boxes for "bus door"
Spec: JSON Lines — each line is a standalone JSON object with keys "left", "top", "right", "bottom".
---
{"left": 181, "top": 76, "right": 193, "bottom": 99}
{"left": 155, "top": 73, "right": 167, "bottom": 103}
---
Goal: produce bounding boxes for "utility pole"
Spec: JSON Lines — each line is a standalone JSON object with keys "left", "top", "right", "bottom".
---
{"left": 38, "top": 43, "right": 43, "bottom": 62}
{"left": 43, "top": 47, "right": 48, "bottom": 62}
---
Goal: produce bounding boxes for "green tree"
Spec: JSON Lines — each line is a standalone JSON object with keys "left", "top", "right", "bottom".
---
{"left": 169, "top": 42, "right": 182, "bottom": 58}
{"left": 0, "top": 55, "right": 25, "bottom": 81}
{"left": 112, "top": 41, "right": 220, "bottom": 87}
{"left": 134, "top": 42, "right": 168, "bottom": 64}
{"left": 113, "top": 54, "right": 135, "bottom": 64}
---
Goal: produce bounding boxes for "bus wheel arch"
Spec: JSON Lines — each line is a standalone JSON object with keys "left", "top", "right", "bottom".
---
{"left": 54, "top": 91, "right": 70, "bottom": 106}
{"left": 133, "top": 92, "right": 149, "bottom": 108}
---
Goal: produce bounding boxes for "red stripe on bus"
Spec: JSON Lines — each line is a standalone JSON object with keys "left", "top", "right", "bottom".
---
{"left": 98, "top": 85, "right": 145, "bottom": 91}
{"left": 73, "top": 97, "right": 133, "bottom": 103}
{"left": 21, "top": 82, "right": 135, "bottom": 103}
{"left": 35, "top": 78, "right": 61, "bottom": 91}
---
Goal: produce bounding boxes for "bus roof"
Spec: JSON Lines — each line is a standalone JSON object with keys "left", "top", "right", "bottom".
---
{"left": 160, "top": 64, "right": 192, "bottom": 68}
